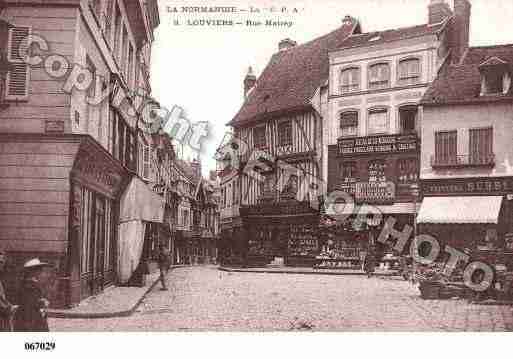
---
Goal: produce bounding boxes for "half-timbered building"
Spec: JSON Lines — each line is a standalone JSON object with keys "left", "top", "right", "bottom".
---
{"left": 218, "top": 17, "right": 362, "bottom": 266}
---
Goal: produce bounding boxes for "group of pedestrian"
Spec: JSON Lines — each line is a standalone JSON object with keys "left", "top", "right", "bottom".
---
{"left": 0, "top": 252, "right": 51, "bottom": 332}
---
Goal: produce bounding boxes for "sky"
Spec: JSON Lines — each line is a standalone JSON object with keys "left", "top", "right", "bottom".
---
{"left": 150, "top": 0, "right": 513, "bottom": 177}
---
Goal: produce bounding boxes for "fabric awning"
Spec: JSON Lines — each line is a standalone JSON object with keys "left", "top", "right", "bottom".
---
{"left": 326, "top": 202, "right": 419, "bottom": 218}
{"left": 120, "top": 176, "right": 165, "bottom": 223}
{"left": 417, "top": 196, "right": 503, "bottom": 224}
{"left": 117, "top": 176, "right": 165, "bottom": 284}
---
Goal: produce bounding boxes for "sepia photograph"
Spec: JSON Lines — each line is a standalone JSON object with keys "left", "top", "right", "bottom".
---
{"left": 1, "top": 0, "right": 513, "bottom": 356}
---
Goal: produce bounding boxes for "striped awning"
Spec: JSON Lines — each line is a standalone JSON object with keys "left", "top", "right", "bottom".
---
{"left": 417, "top": 196, "right": 503, "bottom": 224}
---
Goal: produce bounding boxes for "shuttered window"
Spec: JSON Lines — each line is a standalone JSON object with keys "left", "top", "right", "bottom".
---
{"left": 435, "top": 131, "right": 457, "bottom": 165}
{"left": 6, "top": 26, "right": 31, "bottom": 100}
{"left": 142, "top": 144, "right": 150, "bottom": 180}
{"left": 398, "top": 58, "right": 421, "bottom": 86}
{"left": 469, "top": 127, "right": 493, "bottom": 164}
{"left": 368, "top": 63, "right": 390, "bottom": 90}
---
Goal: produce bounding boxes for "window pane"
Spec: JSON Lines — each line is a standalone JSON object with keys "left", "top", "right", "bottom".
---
{"left": 340, "top": 112, "right": 358, "bottom": 137}
{"left": 340, "top": 68, "right": 360, "bottom": 93}
{"left": 398, "top": 59, "right": 421, "bottom": 85}
{"left": 369, "top": 63, "right": 390, "bottom": 89}
{"left": 368, "top": 109, "right": 388, "bottom": 134}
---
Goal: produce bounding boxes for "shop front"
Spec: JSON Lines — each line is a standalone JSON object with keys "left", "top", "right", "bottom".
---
{"left": 327, "top": 134, "right": 420, "bottom": 266}
{"left": 418, "top": 177, "right": 513, "bottom": 259}
{"left": 69, "top": 142, "right": 127, "bottom": 304}
{"left": 240, "top": 200, "right": 320, "bottom": 267}
{"left": 0, "top": 134, "right": 129, "bottom": 308}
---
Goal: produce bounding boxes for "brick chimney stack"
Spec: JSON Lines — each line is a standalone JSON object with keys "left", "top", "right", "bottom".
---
{"left": 278, "top": 38, "right": 297, "bottom": 51}
{"left": 243, "top": 66, "right": 256, "bottom": 99}
{"left": 451, "top": 0, "right": 471, "bottom": 64}
{"left": 428, "top": 0, "right": 453, "bottom": 24}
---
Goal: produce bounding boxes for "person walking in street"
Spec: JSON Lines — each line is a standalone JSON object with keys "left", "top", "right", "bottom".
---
{"left": 0, "top": 251, "right": 17, "bottom": 332}
{"left": 157, "top": 245, "right": 169, "bottom": 291}
{"left": 14, "top": 258, "right": 52, "bottom": 332}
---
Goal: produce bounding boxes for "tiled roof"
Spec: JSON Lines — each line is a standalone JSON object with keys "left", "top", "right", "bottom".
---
{"left": 335, "top": 22, "right": 447, "bottom": 50}
{"left": 228, "top": 20, "right": 359, "bottom": 127}
{"left": 422, "top": 44, "right": 513, "bottom": 105}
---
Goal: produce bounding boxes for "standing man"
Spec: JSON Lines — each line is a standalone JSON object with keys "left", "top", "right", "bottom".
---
{"left": 0, "top": 251, "right": 17, "bottom": 331}
{"left": 14, "top": 258, "right": 52, "bottom": 332}
{"left": 157, "top": 245, "right": 169, "bottom": 291}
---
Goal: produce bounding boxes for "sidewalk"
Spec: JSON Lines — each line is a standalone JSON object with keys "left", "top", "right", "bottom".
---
{"left": 48, "top": 268, "right": 177, "bottom": 319}
{"left": 219, "top": 266, "right": 401, "bottom": 276}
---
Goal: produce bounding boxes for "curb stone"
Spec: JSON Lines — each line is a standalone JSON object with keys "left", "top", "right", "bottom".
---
{"left": 48, "top": 266, "right": 187, "bottom": 319}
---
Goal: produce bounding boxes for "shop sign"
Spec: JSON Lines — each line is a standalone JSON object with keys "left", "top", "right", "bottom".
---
{"left": 355, "top": 181, "right": 395, "bottom": 204}
{"left": 422, "top": 177, "right": 513, "bottom": 196}
{"left": 338, "top": 134, "right": 418, "bottom": 156}
{"left": 241, "top": 200, "right": 317, "bottom": 216}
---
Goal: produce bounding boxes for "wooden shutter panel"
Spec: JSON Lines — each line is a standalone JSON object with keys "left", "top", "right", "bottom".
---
{"left": 5, "top": 26, "right": 31, "bottom": 100}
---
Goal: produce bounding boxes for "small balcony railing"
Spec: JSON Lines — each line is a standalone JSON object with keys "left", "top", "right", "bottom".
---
{"left": 431, "top": 153, "right": 495, "bottom": 168}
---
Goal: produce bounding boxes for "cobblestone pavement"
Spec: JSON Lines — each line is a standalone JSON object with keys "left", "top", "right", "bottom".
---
{"left": 50, "top": 266, "right": 513, "bottom": 331}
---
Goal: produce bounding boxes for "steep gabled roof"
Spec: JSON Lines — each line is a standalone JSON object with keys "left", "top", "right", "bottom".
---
{"left": 422, "top": 44, "right": 513, "bottom": 106}
{"left": 228, "top": 20, "right": 359, "bottom": 127}
{"left": 335, "top": 22, "right": 447, "bottom": 50}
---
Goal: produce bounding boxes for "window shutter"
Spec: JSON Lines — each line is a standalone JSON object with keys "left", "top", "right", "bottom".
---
{"left": 5, "top": 26, "right": 31, "bottom": 100}
{"left": 143, "top": 144, "right": 150, "bottom": 180}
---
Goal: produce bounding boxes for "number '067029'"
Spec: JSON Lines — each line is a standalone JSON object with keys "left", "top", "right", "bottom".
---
{"left": 24, "top": 342, "right": 56, "bottom": 351}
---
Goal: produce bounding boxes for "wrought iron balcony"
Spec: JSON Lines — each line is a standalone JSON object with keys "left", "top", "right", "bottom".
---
{"left": 431, "top": 154, "right": 495, "bottom": 168}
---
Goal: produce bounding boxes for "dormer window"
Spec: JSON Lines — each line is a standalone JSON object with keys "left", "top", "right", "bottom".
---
{"left": 479, "top": 57, "right": 512, "bottom": 96}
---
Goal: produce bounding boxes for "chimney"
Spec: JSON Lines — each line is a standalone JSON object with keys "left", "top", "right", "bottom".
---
{"left": 428, "top": 0, "right": 453, "bottom": 24}
{"left": 190, "top": 158, "right": 201, "bottom": 179}
{"left": 451, "top": 0, "right": 471, "bottom": 64}
{"left": 342, "top": 15, "right": 362, "bottom": 35}
{"left": 243, "top": 66, "right": 256, "bottom": 99}
{"left": 278, "top": 38, "right": 297, "bottom": 51}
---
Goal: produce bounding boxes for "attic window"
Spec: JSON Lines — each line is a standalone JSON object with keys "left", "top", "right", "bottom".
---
{"left": 479, "top": 58, "right": 512, "bottom": 96}
{"left": 485, "top": 71, "right": 504, "bottom": 94}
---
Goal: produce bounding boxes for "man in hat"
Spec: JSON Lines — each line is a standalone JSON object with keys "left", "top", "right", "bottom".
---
{"left": 0, "top": 251, "right": 17, "bottom": 331}
{"left": 14, "top": 258, "right": 51, "bottom": 332}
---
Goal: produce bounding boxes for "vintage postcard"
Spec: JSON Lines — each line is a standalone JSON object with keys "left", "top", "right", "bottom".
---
{"left": 0, "top": 0, "right": 513, "bottom": 355}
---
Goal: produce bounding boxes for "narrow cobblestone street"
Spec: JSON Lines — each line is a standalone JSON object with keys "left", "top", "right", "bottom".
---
{"left": 50, "top": 266, "right": 513, "bottom": 331}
